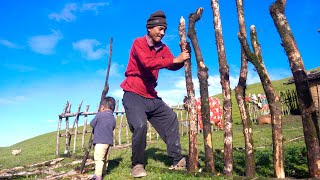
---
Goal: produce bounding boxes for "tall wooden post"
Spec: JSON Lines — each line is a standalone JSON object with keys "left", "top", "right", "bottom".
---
{"left": 179, "top": 16, "right": 198, "bottom": 172}
{"left": 270, "top": 0, "right": 320, "bottom": 177}
{"left": 188, "top": 7, "right": 215, "bottom": 174}
{"left": 81, "top": 105, "right": 90, "bottom": 150}
{"left": 56, "top": 101, "right": 69, "bottom": 157}
{"left": 210, "top": 0, "right": 233, "bottom": 175}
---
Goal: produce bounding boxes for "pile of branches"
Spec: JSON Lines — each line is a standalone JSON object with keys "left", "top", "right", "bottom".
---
{"left": 0, "top": 158, "right": 94, "bottom": 179}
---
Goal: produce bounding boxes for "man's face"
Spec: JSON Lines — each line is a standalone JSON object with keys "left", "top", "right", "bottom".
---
{"left": 148, "top": 26, "right": 166, "bottom": 44}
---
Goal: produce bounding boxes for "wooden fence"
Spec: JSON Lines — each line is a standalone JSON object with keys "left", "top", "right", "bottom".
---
{"left": 55, "top": 101, "right": 189, "bottom": 157}
{"left": 279, "top": 89, "right": 300, "bottom": 115}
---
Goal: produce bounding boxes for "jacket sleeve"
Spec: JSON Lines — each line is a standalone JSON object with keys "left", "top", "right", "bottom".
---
{"left": 132, "top": 39, "right": 174, "bottom": 70}
{"left": 162, "top": 46, "right": 184, "bottom": 71}
{"left": 90, "top": 115, "right": 98, "bottom": 128}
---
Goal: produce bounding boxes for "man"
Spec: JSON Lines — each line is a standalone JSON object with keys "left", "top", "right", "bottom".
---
{"left": 120, "top": 10, "right": 190, "bottom": 178}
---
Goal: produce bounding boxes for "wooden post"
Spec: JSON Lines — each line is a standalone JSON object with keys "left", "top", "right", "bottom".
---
{"left": 81, "top": 105, "right": 90, "bottom": 150}
{"left": 56, "top": 101, "right": 69, "bottom": 157}
{"left": 64, "top": 103, "right": 72, "bottom": 155}
{"left": 118, "top": 113, "right": 123, "bottom": 145}
{"left": 125, "top": 119, "right": 130, "bottom": 143}
{"left": 317, "top": 84, "right": 320, "bottom": 114}
{"left": 72, "top": 100, "right": 83, "bottom": 154}
{"left": 148, "top": 122, "right": 152, "bottom": 141}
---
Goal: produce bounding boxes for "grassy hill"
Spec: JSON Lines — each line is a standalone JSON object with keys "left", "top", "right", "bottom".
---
{"left": 0, "top": 70, "right": 314, "bottom": 179}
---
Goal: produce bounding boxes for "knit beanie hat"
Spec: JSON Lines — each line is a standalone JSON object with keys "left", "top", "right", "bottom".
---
{"left": 146, "top": 10, "right": 167, "bottom": 29}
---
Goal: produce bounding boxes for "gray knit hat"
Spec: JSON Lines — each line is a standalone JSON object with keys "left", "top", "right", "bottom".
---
{"left": 146, "top": 10, "right": 167, "bottom": 29}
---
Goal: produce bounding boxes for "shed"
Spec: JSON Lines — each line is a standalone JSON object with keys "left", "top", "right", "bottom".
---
{"left": 284, "top": 70, "right": 320, "bottom": 114}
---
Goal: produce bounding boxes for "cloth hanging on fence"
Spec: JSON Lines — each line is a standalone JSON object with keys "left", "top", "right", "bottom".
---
{"left": 195, "top": 97, "right": 223, "bottom": 130}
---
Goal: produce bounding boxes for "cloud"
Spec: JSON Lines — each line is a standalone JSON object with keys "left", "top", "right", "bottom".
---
{"left": 80, "top": 2, "right": 109, "bottom": 14}
{"left": 0, "top": 39, "right": 20, "bottom": 49}
{"left": 49, "top": 2, "right": 108, "bottom": 22}
{"left": 0, "top": 96, "right": 28, "bottom": 105}
{"left": 110, "top": 63, "right": 124, "bottom": 77}
{"left": 49, "top": 3, "right": 78, "bottom": 22}
{"left": 73, "top": 39, "right": 107, "bottom": 60}
{"left": 96, "top": 62, "right": 124, "bottom": 77}
{"left": 28, "top": 30, "right": 62, "bottom": 55}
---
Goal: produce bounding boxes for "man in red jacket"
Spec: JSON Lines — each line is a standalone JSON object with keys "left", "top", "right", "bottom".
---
{"left": 121, "top": 10, "right": 190, "bottom": 178}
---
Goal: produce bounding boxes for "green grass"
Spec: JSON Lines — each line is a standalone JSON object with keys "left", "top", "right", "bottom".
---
{"left": 0, "top": 115, "right": 307, "bottom": 179}
{"left": 0, "top": 70, "right": 315, "bottom": 179}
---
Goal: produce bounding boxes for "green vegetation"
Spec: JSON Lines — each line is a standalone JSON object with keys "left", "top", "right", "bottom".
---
{"left": 0, "top": 74, "right": 311, "bottom": 179}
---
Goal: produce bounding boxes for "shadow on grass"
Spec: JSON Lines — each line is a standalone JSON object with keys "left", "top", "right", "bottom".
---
{"left": 105, "top": 157, "right": 123, "bottom": 174}
{"left": 145, "top": 147, "right": 171, "bottom": 166}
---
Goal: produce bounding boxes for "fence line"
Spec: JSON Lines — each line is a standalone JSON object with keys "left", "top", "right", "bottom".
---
{"left": 56, "top": 101, "right": 188, "bottom": 157}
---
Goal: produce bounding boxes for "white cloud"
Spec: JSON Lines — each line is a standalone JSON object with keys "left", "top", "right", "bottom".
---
{"left": 80, "top": 2, "right": 109, "bottom": 14}
{"left": 0, "top": 39, "right": 20, "bottom": 48}
{"left": 110, "top": 63, "right": 124, "bottom": 77}
{"left": 28, "top": 30, "right": 62, "bottom": 55}
{"left": 96, "top": 62, "right": 124, "bottom": 77}
{"left": 73, "top": 39, "right": 107, "bottom": 60}
{"left": 49, "top": 3, "right": 78, "bottom": 22}
{"left": 49, "top": 2, "right": 108, "bottom": 22}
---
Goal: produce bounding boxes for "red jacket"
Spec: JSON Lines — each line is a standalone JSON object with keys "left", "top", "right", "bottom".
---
{"left": 120, "top": 36, "right": 184, "bottom": 98}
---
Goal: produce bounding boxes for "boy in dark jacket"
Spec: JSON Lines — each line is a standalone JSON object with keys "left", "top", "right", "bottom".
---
{"left": 90, "top": 96, "right": 116, "bottom": 180}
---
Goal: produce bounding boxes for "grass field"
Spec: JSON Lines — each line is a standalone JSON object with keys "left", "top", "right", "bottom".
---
{"left": 0, "top": 115, "right": 307, "bottom": 179}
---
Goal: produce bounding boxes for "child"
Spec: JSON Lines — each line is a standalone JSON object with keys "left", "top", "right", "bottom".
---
{"left": 90, "top": 96, "right": 116, "bottom": 180}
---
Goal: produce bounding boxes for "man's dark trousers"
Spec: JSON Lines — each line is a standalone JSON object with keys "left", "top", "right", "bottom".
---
{"left": 122, "top": 91, "right": 182, "bottom": 166}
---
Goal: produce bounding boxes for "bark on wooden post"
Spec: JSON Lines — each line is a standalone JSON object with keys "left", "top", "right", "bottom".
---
{"left": 64, "top": 103, "right": 72, "bottom": 155}
{"left": 72, "top": 100, "right": 83, "bottom": 154}
{"left": 188, "top": 7, "right": 215, "bottom": 174}
{"left": 270, "top": 0, "right": 320, "bottom": 177}
{"left": 178, "top": 16, "right": 198, "bottom": 172}
{"left": 238, "top": 26, "right": 285, "bottom": 178}
{"left": 118, "top": 113, "right": 124, "bottom": 145}
{"left": 210, "top": 0, "right": 233, "bottom": 175}
{"left": 81, "top": 105, "right": 90, "bottom": 150}
{"left": 56, "top": 101, "right": 69, "bottom": 157}
{"left": 234, "top": 0, "right": 255, "bottom": 176}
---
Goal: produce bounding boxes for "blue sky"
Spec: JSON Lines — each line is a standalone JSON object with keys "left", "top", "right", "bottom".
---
{"left": 0, "top": 0, "right": 319, "bottom": 147}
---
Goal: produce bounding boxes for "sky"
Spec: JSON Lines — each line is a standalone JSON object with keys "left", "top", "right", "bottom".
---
{"left": 0, "top": 0, "right": 319, "bottom": 147}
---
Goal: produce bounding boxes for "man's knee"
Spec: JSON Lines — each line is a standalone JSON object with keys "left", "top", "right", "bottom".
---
{"left": 132, "top": 121, "right": 148, "bottom": 132}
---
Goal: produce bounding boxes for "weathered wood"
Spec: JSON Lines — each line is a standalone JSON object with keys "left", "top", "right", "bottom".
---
{"left": 234, "top": 0, "right": 255, "bottom": 176}
{"left": 27, "top": 158, "right": 65, "bottom": 168}
{"left": 64, "top": 103, "right": 71, "bottom": 155}
{"left": 118, "top": 113, "right": 124, "bottom": 145}
{"left": 210, "top": 0, "right": 233, "bottom": 175}
{"left": 59, "top": 111, "right": 97, "bottom": 118}
{"left": 0, "top": 158, "right": 65, "bottom": 179}
{"left": 148, "top": 122, "right": 152, "bottom": 141}
{"left": 59, "top": 130, "right": 92, "bottom": 137}
{"left": 179, "top": 16, "right": 198, "bottom": 172}
{"left": 188, "top": 7, "right": 215, "bottom": 174}
{"left": 238, "top": 25, "right": 285, "bottom": 178}
{"left": 81, "top": 105, "right": 90, "bottom": 150}
{"left": 56, "top": 102, "right": 69, "bottom": 156}
{"left": 270, "top": 1, "right": 320, "bottom": 177}
{"left": 55, "top": 118, "right": 62, "bottom": 156}
{"left": 73, "top": 100, "right": 83, "bottom": 154}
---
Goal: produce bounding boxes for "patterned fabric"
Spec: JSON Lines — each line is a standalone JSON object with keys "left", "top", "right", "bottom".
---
{"left": 195, "top": 97, "right": 223, "bottom": 130}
